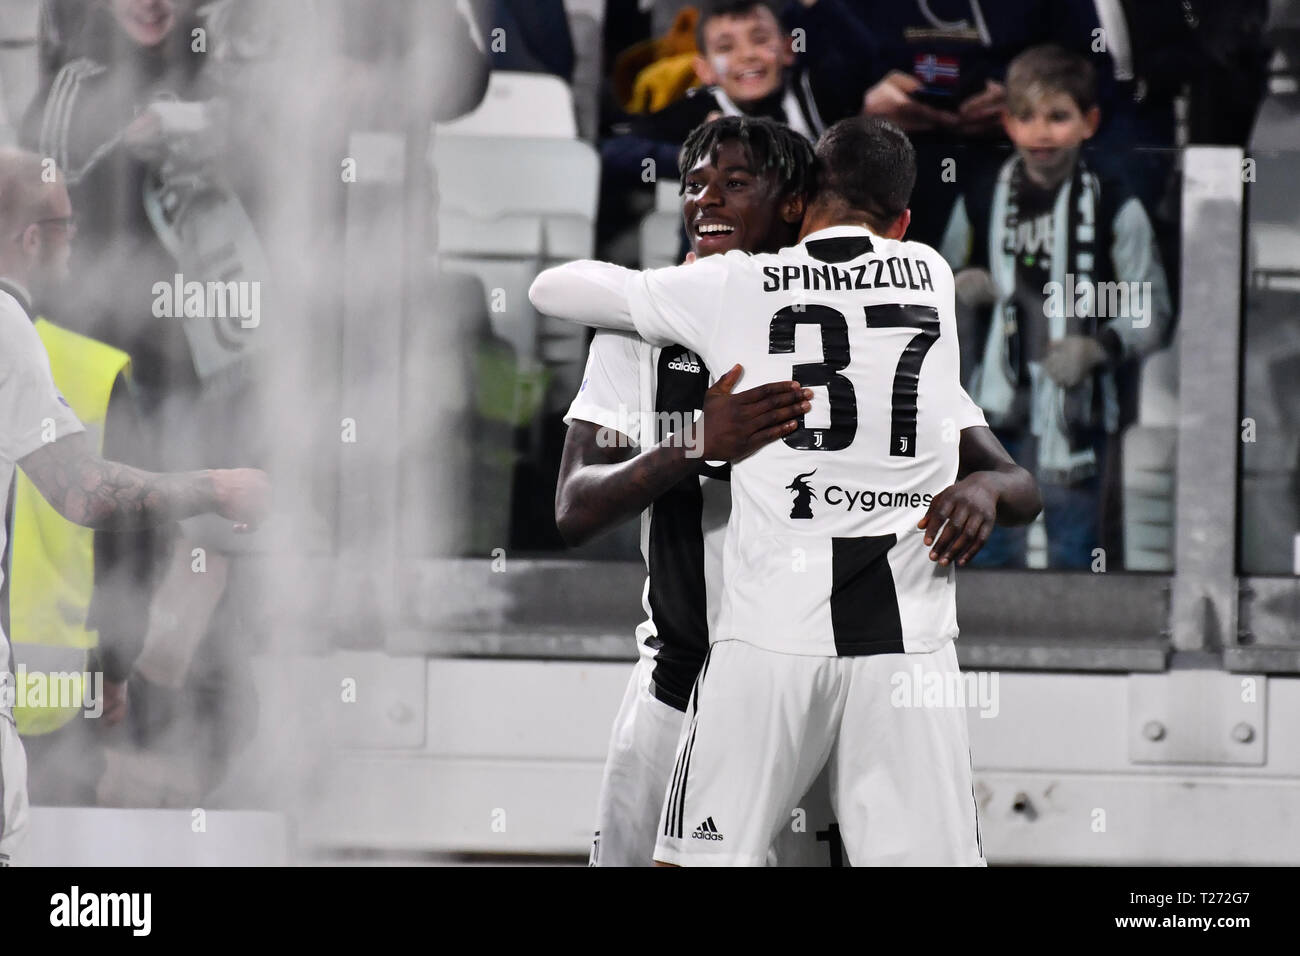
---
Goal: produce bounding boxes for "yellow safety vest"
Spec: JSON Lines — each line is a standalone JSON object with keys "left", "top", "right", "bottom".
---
{"left": 11, "top": 319, "right": 130, "bottom": 736}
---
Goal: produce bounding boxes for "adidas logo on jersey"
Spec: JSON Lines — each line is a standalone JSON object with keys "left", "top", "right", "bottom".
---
{"left": 691, "top": 817, "right": 724, "bottom": 841}
{"left": 668, "top": 351, "right": 702, "bottom": 374}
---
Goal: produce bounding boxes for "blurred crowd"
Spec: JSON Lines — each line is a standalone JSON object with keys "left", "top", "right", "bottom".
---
{"left": 0, "top": 0, "right": 487, "bottom": 815}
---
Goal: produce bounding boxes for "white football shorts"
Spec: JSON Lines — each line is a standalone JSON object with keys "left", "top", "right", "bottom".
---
{"left": 655, "top": 639, "right": 985, "bottom": 867}
{"left": 592, "top": 655, "right": 839, "bottom": 866}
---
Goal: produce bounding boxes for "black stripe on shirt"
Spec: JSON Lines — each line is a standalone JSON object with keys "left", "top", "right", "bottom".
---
{"left": 645, "top": 346, "right": 712, "bottom": 710}
{"left": 830, "top": 534, "right": 906, "bottom": 656}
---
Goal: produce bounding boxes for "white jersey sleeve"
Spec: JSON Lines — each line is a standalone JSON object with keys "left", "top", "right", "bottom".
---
{"left": 529, "top": 260, "right": 638, "bottom": 332}
{"left": 531, "top": 255, "right": 735, "bottom": 359}
{"left": 625, "top": 254, "right": 736, "bottom": 353}
{"left": 565, "top": 329, "right": 643, "bottom": 442}
{"left": 954, "top": 385, "right": 987, "bottom": 431}
{"left": 0, "top": 295, "right": 84, "bottom": 462}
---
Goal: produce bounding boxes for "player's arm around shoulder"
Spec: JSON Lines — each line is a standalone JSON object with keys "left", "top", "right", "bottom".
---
{"left": 529, "top": 259, "right": 640, "bottom": 331}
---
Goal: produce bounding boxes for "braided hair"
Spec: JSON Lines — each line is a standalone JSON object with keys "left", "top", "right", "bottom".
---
{"left": 678, "top": 115, "right": 816, "bottom": 201}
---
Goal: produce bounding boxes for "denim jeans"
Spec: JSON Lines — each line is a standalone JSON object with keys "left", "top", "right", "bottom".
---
{"left": 970, "top": 430, "right": 1107, "bottom": 570}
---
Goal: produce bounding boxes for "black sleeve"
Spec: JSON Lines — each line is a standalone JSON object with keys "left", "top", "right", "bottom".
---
{"left": 492, "top": 0, "right": 576, "bottom": 81}
{"left": 1049, "top": 0, "right": 1119, "bottom": 119}
{"left": 626, "top": 92, "right": 717, "bottom": 148}
{"left": 87, "top": 373, "right": 174, "bottom": 683}
{"left": 600, "top": 92, "right": 717, "bottom": 187}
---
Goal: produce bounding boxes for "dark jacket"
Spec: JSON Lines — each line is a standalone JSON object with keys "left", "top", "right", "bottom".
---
{"left": 602, "top": 78, "right": 826, "bottom": 189}
{"left": 791, "top": 0, "right": 1116, "bottom": 139}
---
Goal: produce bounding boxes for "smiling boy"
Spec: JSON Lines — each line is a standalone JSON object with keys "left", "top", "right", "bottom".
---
{"left": 601, "top": 0, "right": 878, "bottom": 197}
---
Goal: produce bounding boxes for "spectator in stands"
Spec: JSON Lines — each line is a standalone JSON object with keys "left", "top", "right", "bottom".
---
{"left": 1102, "top": 0, "right": 1270, "bottom": 153}
{"left": 30, "top": 0, "right": 92, "bottom": 92}
{"left": 22, "top": 0, "right": 209, "bottom": 404}
{"left": 486, "top": 0, "right": 575, "bottom": 81}
{"left": 941, "top": 45, "right": 1171, "bottom": 570}
{"left": 605, "top": 0, "right": 875, "bottom": 184}
{"left": 0, "top": 148, "right": 270, "bottom": 862}
{"left": 20, "top": 0, "right": 270, "bottom": 808}
{"left": 784, "top": 0, "right": 1113, "bottom": 247}
{"left": 1090, "top": 0, "right": 1272, "bottom": 305}
{"left": 599, "top": 0, "right": 875, "bottom": 260}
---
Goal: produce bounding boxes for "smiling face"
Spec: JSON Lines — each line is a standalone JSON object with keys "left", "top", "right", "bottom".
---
{"left": 1002, "top": 88, "right": 1100, "bottom": 190}
{"left": 111, "top": 0, "right": 177, "bottom": 48}
{"left": 681, "top": 138, "right": 801, "bottom": 257}
{"left": 694, "top": 6, "right": 793, "bottom": 107}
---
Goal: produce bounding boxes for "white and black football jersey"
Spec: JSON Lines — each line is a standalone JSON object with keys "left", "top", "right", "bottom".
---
{"left": 540, "top": 226, "right": 987, "bottom": 657}
{"left": 566, "top": 331, "right": 730, "bottom": 711}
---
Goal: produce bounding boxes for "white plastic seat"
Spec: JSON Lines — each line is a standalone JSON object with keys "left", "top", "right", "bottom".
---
{"left": 1136, "top": 336, "right": 1179, "bottom": 428}
{"left": 639, "top": 210, "right": 684, "bottom": 270}
{"left": 439, "top": 256, "right": 542, "bottom": 362}
{"left": 433, "top": 135, "right": 598, "bottom": 260}
{"left": 1122, "top": 425, "right": 1176, "bottom": 571}
{"left": 439, "top": 71, "right": 578, "bottom": 139}
{"left": 433, "top": 134, "right": 599, "bottom": 405}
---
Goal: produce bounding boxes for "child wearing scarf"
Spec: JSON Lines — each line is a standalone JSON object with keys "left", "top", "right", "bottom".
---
{"left": 940, "top": 44, "right": 1172, "bottom": 569}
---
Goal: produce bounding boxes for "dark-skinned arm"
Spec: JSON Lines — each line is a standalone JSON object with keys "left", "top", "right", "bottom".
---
{"left": 18, "top": 431, "right": 270, "bottom": 532}
{"left": 556, "top": 420, "right": 696, "bottom": 547}
{"left": 916, "top": 425, "right": 1042, "bottom": 567}
{"left": 556, "top": 365, "right": 811, "bottom": 547}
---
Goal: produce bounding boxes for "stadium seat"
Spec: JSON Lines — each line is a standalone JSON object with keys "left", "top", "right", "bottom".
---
{"left": 439, "top": 71, "right": 578, "bottom": 140}
{"left": 639, "top": 211, "right": 684, "bottom": 269}
{"left": 639, "top": 179, "right": 686, "bottom": 269}
{"left": 434, "top": 135, "right": 598, "bottom": 249}
{"left": 433, "top": 134, "right": 600, "bottom": 406}
{"left": 434, "top": 256, "right": 544, "bottom": 367}
{"left": 1137, "top": 337, "right": 1180, "bottom": 429}
{"left": 403, "top": 270, "right": 519, "bottom": 557}
{"left": 1118, "top": 328, "right": 1180, "bottom": 571}
{"left": 1250, "top": 223, "right": 1300, "bottom": 295}
{"left": 1122, "top": 426, "right": 1176, "bottom": 571}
